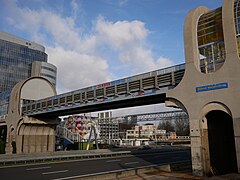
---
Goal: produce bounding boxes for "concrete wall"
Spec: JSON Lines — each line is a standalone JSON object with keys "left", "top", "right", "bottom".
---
{"left": 166, "top": 0, "right": 240, "bottom": 176}
{"left": 16, "top": 123, "right": 55, "bottom": 154}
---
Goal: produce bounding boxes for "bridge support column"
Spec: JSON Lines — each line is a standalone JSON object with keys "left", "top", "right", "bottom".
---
{"left": 5, "top": 126, "right": 15, "bottom": 154}
{"left": 5, "top": 142, "right": 13, "bottom": 154}
{"left": 188, "top": 117, "right": 202, "bottom": 176}
{"left": 233, "top": 117, "right": 240, "bottom": 173}
{"left": 166, "top": 0, "right": 240, "bottom": 176}
{"left": 191, "top": 136, "right": 203, "bottom": 176}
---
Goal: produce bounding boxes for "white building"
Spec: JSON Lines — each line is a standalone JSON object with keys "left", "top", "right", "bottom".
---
{"left": 97, "top": 112, "right": 119, "bottom": 143}
{"left": 126, "top": 123, "right": 166, "bottom": 139}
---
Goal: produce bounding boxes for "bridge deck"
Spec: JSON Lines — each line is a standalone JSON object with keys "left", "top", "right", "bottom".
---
{"left": 22, "top": 64, "right": 185, "bottom": 117}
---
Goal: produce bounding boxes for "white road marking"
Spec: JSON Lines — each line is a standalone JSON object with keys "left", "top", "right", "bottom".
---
{"left": 26, "top": 166, "right": 51, "bottom": 171}
{"left": 42, "top": 170, "right": 69, "bottom": 175}
{"left": 124, "top": 161, "right": 139, "bottom": 165}
{"left": 106, "top": 159, "right": 121, "bottom": 163}
{"left": 52, "top": 164, "right": 162, "bottom": 180}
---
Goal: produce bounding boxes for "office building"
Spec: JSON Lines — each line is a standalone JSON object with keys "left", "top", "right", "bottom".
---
{"left": 0, "top": 31, "right": 57, "bottom": 116}
{"left": 97, "top": 112, "right": 119, "bottom": 143}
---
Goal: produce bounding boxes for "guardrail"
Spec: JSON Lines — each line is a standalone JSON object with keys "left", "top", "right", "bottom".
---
{"left": 0, "top": 150, "right": 131, "bottom": 166}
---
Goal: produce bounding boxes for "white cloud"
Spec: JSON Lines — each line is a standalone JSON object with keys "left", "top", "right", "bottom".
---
{"left": 70, "top": 0, "right": 79, "bottom": 19}
{"left": 47, "top": 47, "right": 111, "bottom": 93}
{"left": 3, "top": 0, "right": 112, "bottom": 93}
{"left": 3, "top": 0, "right": 176, "bottom": 115}
{"left": 95, "top": 17, "right": 174, "bottom": 73}
{"left": 3, "top": 0, "right": 174, "bottom": 93}
{"left": 118, "top": 0, "right": 128, "bottom": 7}
{"left": 156, "top": 56, "right": 175, "bottom": 68}
{"left": 95, "top": 17, "right": 148, "bottom": 50}
{"left": 112, "top": 104, "right": 174, "bottom": 117}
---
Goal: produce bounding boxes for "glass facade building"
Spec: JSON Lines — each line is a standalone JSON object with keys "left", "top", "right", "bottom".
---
{"left": 197, "top": 7, "right": 225, "bottom": 73}
{"left": 0, "top": 31, "right": 56, "bottom": 117}
{"left": 235, "top": 0, "right": 240, "bottom": 56}
{"left": 31, "top": 61, "right": 57, "bottom": 87}
{"left": 197, "top": 0, "right": 240, "bottom": 73}
{"left": 0, "top": 36, "right": 47, "bottom": 93}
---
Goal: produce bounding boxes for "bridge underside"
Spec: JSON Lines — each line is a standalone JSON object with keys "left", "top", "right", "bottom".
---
{"left": 33, "top": 93, "right": 167, "bottom": 118}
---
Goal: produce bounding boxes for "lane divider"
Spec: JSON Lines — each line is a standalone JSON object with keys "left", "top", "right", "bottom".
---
{"left": 42, "top": 170, "right": 69, "bottom": 175}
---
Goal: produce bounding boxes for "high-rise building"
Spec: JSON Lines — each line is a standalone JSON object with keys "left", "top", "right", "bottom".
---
{"left": 97, "top": 112, "right": 119, "bottom": 143}
{"left": 0, "top": 31, "right": 57, "bottom": 116}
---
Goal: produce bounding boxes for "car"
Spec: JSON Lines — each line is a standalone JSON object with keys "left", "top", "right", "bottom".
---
{"left": 137, "top": 145, "right": 152, "bottom": 150}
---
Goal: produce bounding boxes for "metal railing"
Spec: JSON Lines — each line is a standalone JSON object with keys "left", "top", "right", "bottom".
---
{"left": 56, "top": 126, "right": 82, "bottom": 143}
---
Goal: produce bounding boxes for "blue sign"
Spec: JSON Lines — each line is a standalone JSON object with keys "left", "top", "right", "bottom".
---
{"left": 111, "top": 79, "right": 126, "bottom": 85}
{"left": 196, "top": 82, "right": 228, "bottom": 93}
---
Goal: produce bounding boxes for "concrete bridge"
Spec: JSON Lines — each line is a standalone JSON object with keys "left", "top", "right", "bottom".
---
{"left": 1, "top": 0, "right": 240, "bottom": 177}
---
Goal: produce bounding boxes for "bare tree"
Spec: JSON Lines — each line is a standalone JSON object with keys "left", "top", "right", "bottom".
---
{"left": 158, "top": 120, "right": 175, "bottom": 132}
{"left": 175, "top": 118, "right": 190, "bottom": 136}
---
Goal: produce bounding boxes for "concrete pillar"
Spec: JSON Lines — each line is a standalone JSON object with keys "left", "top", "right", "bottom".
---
{"left": 48, "top": 127, "right": 55, "bottom": 152}
{"left": 36, "top": 126, "right": 44, "bottom": 153}
{"left": 42, "top": 127, "right": 50, "bottom": 152}
{"left": 189, "top": 117, "right": 204, "bottom": 176}
{"left": 29, "top": 126, "right": 37, "bottom": 153}
{"left": 233, "top": 117, "right": 240, "bottom": 173}
{"left": 23, "top": 126, "right": 31, "bottom": 153}
{"left": 5, "top": 142, "right": 13, "bottom": 154}
{"left": 200, "top": 117, "right": 211, "bottom": 176}
{"left": 16, "top": 124, "right": 25, "bottom": 154}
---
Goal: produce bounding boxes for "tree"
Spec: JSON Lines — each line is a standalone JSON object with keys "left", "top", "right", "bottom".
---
{"left": 175, "top": 118, "right": 190, "bottom": 136}
{"left": 158, "top": 120, "right": 175, "bottom": 132}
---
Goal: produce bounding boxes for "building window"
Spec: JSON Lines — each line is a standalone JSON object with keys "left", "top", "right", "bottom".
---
{"left": 197, "top": 7, "right": 225, "bottom": 73}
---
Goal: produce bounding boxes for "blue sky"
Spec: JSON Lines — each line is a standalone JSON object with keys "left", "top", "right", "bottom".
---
{"left": 0, "top": 0, "right": 224, "bottom": 115}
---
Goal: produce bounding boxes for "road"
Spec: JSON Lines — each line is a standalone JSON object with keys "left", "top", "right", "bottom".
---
{"left": 0, "top": 150, "right": 191, "bottom": 180}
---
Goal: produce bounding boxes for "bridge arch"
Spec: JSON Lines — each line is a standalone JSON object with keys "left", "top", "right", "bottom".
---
{"left": 165, "top": 98, "right": 188, "bottom": 116}
{"left": 4, "top": 76, "right": 57, "bottom": 154}
{"left": 167, "top": 0, "right": 240, "bottom": 176}
{"left": 200, "top": 102, "right": 238, "bottom": 175}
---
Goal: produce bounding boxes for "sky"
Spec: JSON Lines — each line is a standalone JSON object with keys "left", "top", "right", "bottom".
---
{"left": 0, "top": 0, "right": 224, "bottom": 116}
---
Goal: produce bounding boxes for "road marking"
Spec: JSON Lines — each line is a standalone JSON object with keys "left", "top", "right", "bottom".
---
{"left": 124, "top": 161, "right": 139, "bottom": 165}
{"left": 106, "top": 159, "right": 121, "bottom": 163}
{"left": 42, "top": 170, "right": 69, "bottom": 175}
{"left": 52, "top": 163, "right": 168, "bottom": 180}
{"left": 26, "top": 166, "right": 51, "bottom": 171}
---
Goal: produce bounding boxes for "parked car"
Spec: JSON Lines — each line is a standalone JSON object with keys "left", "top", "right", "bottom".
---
{"left": 137, "top": 145, "right": 152, "bottom": 150}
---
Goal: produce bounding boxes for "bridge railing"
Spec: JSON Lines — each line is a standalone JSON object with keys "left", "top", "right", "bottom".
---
{"left": 56, "top": 126, "right": 82, "bottom": 143}
{"left": 22, "top": 64, "right": 185, "bottom": 116}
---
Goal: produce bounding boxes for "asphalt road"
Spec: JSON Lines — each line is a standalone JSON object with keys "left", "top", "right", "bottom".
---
{"left": 0, "top": 150, "right": 191, "bottom": 180}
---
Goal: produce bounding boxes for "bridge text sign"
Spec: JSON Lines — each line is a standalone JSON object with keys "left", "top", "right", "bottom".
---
{"left": 196, "top": 82, "right": 228, "bottom": 93}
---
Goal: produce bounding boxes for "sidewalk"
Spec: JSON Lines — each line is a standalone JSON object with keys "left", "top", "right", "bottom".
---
{"left": 118, "top": 172, "right": 240, "bottom": 180}
{"left": 106, "top": 171, "right": 240, "bottom": 180}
